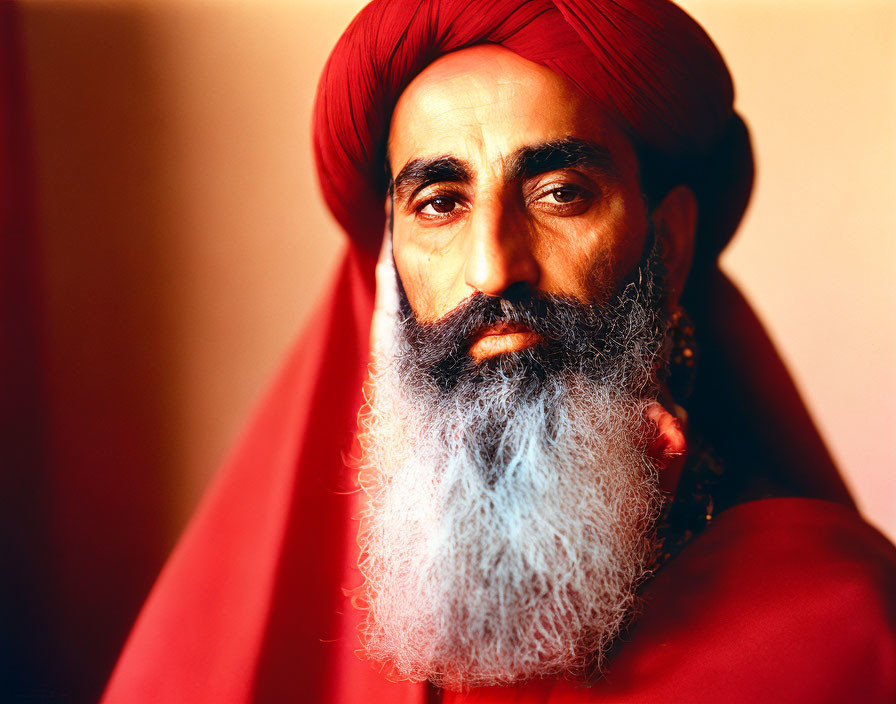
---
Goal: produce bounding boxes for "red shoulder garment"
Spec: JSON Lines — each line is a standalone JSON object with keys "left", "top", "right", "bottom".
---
{"left": 103, "top": 1, "right": 896, "bottom": 701}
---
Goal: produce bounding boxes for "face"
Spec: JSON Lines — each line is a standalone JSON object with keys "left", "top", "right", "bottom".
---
{"left": 388, "top": 45, "right": 653, "bottom": 360}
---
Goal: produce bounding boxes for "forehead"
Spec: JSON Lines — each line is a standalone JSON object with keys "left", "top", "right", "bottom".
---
{"left": 388, "top": 45, "right": 638, "bottom": 179}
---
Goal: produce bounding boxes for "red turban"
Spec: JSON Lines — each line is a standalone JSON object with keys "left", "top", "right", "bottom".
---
{"left": 313, "top": 0, "right": 753, "bottom": 267}
{"left": 103, "top": 2, "right": 894, "bottom": 703}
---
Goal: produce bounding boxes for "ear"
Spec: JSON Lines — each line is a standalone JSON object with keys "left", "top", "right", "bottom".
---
{"left": 650, "top": 185, "right": 697, "bottom": 311}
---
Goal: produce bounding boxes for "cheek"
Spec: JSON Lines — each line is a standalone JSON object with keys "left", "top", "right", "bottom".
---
{"left": 393, "top": 245, "right": 429, "bottom": 315}
{"left": 537, "top": 199, "right": 645, "bottom": 303}
{"left": 540, "top": 233, "right": 616, "bottom": 302}
{"left": 393, "top": 235, "right": 463, "bottom": 321}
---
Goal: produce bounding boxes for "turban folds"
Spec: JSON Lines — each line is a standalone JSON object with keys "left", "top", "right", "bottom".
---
{"left": 313, "top": 0, "right": 753, "bottom": 266}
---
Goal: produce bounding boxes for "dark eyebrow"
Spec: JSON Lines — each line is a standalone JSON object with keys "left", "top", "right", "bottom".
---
{"left": 505, "top": 137, "right": 617, "bottom": 181}
{"left": 389, "top": 138, "right": 614, "bottom": 204}
{"left": 391, "top": 156, "right": 472, "bottom": 203}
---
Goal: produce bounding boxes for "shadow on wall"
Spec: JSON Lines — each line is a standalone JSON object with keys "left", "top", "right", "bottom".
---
{"left": 7, "top": 3, "right": 184, "bottom": 702}
{"left": 8, "top": 0, "right": 354, "bottom": 699}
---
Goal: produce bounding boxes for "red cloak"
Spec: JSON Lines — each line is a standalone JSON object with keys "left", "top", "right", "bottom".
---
{"left": 102, "top": 1, "right": 896, "bottom": 701}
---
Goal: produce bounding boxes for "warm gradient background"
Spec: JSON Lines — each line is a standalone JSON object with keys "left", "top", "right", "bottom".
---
{"left": 4, "top": 0, "right": 894, "bottom": 701}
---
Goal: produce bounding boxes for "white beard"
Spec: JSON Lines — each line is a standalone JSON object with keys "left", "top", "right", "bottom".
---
{"left": 355, "top": 249, "right": 665, "bottom": 691}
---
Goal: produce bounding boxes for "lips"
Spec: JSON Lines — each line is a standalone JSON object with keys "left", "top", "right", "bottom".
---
{"left": 476, "top": 322, "right": 534, "bottom": 337}
{"left": 468, "top": 322, "right": 542, "bottom": 360}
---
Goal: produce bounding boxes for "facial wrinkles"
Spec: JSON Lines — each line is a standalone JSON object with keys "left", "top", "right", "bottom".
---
{"left": 389, "top": 45, "right": 649, "bottom": 324}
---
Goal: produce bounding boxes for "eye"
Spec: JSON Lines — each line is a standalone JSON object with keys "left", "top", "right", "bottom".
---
{"left": 529, "top": 183, "right": 594, "bottom": 215}
{"left": 545, "top": 186, "right": 586, "bottom": 204}
{"left": 420, "top": 196, "right": 458, "bottom": 215}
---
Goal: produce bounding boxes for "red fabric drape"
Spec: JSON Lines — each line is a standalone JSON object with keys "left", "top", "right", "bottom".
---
{"left": 101, "top": 249, "right": 895, "bottom": 703}
{"left": 103, "top": 246, "right": 375, "bottom": 701}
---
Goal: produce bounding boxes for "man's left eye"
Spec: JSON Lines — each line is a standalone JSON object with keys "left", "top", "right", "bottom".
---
{"left": 529, "top": 184, "right": 594, "bottom": 216}
{"left": 545, "top": 186, "right": 585, "bottom": 204}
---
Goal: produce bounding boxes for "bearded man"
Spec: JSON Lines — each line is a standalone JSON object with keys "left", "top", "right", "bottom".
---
{"left": 103, "top": 1, "right": 896, "bottom": 702}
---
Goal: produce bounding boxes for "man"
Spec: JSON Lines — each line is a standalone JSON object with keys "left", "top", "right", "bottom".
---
{"left": 103, "top": 1, "right": 896, "bottom": 701}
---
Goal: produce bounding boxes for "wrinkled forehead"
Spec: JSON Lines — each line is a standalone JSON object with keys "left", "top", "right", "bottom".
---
{"left": 386, "top": 45, "right": 641, "bottom": 185}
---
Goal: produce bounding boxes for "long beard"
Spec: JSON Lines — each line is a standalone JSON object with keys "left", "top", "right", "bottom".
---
{"left": 356, "top": 244, "right": 669, "bottom": 691}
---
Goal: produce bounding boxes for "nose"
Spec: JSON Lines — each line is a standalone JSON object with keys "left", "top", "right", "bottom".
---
{"left": 463, "top": 198, "right": 539, "bottom": 296}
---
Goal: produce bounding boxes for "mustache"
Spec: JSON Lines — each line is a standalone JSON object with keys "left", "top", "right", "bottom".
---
{"left": 396, "top": 285, "right": 659, "bottom": 393}
{"left": 399, "top": 289, "right": 606, "bottom": 364}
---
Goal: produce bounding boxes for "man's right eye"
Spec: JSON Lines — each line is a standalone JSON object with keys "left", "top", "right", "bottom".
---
{"left": 419, "top": 196, "right": 459, "bottom": 216}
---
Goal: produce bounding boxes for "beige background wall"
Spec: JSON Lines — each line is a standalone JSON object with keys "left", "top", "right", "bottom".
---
{"left": 12, "top": 0, "right": 895, "bottom": 699}
{"left": 681, "top": 0, "right": 896, "bottom": 539}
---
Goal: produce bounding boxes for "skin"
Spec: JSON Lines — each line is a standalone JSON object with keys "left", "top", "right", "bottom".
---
{"left": 385, "top": 45, "right": 693, "bottom": 490}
